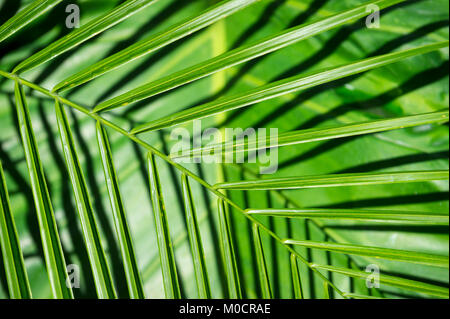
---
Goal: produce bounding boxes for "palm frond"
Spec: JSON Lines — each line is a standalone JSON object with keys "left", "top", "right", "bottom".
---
{"left": 214, "top": 170, "right": 449, "bottom": 190}
{"left": 147, "top": 152, "right": 181, "bottom": 299}
{"left": 55, "top": 100, "right": 116, "bottom": 299}
{"left": 343, "top": 293, "right": 384, "bottom": 299}
{"left": 54, "top": 0, "right": 260, "bottom": 92}
{"left": 96, "top": 122, "right": 145, "bottom": 299}
{"left": 13, "top": 0, "right": 159, "bottom": 74}
{"left": 217, "top": 199, "right": 242, "bottom": 298}
{"left": 312, "top": 264, "right": 449, "bottom": 298}
{"left": 290, "top": 254, "right": 303, "bottom": 299}
{"left": 130, "top": 42, "right": 448, "bottom": 133}
{"left": 0, "top": 0, "right": 447, "bottom": 300}
{"left": 181, "top": 174, "right": 211, "bottom": 299}
{"left": 323, "top": 281, "right": 331, "bottom": 299}
{"left": 0, "top": 0, "right": 62, "bottom": 43}
{"left": 14, "top": 82, "right": 73, "bottom": 299}
{"left": 252, "top": 224, "right": 272, "bottom": 298}
{"left": 0, "top": 161, "right": 32, "bottom": 299}
{"left": 246, "top": 208, "right": 449, "bottom": 224}
{"left": 285, "top": 239, "right": 449, "bottom": 268}
{"left": 91, "top": 0, "right": 405, "bottom": 113}
{"left": 172, "top": 110, "right": 449, "bottom": 159}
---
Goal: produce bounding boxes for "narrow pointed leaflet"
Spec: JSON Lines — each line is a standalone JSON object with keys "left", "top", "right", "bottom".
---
{"left": 94, "top": 0, "right": 406, "bottom": 113}
{"left": 96, "top": 122, "right": 145, "bottom": 299}
{"left": 54, "top": 0, "right": 261, "bottom": 92}
{"left": 0, "top": 161, "right": 32, "bottom": 299}
{"left": 218, "top": 199, "right": 241, "bottom": 298}
{"left": 15, "top": 82, "right": 73, "bottom": 299}
{"left": 290, "top": 254, "right": 303, "bottom": 299}
{"left": 252, "top": 224, "right": 272, "bottom": 298}
{"left": 13, "top": 0, "right": 159, "bottom": 73}
{"left": 214, "top": 171, "right": 449, "bottom": 190}
{"left": 323, "top": 282, "right": 331, "bottom": 299}
{"left": 55, "top": 100, "right": 116, "bottom": 299}
{"left": 246, "top": 208, "right": 449, "bottom": 225}
{"left": 181, "top": 174, "right": 211, "bottom": 299}
{"left": 312, "top": 264, "right": 449, "bottom": 298}
{"left": 173, "top": 111, "right": 449, "bottom": 159}
{"left": 130, "top": 41, "right": 448, "bottom": 133}
{"left": 285, "top": 240, "right": 449, "bottom": 268}
{"left": 147, "top": 153, "right": 181, "bottom": 298}
{"left": 0, "top": 0, "right": 63, "bottom": 43}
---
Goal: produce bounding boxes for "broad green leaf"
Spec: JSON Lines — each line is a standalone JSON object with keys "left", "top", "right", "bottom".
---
{"left": 14, "top": 82, "right": 73, "bottom": 299}
{"left": 54, "top": 0, "right": 261, "bottom": 92}
{"left": 173, "top": 111, "right": 449, "bottom": 159}
{"left": 246, "top": 208, "right": 449, "bottom": 225}
{"left": 313, "top": 264, "right": 449, "bottom": 298}
{"left": 285, "top": 239, "right": 449, "bottom": 268}
{"left": 181, "top": 174, "right": 211, "bottom": 299}
{"left": 92, "top": 0, "right": 405, "bottom": 112}
{"left": 13, "top": 0, "right": 158, "bottom": 74}
{"left": 96, "top": 122, "right": 145, "bottom": 299}
{"left": 147, "top": 152, "right": 180, "bottom": 299}
{"left": 130, "top": 41, "right": 448, "bottom": 133}
{"left": 290, "top": 254, "right": 303, "bottom": 299}
{"left": 0, "top": 0, "right": 62, "bottom": 43}
{"left": 252, "top": 224, "right": 272, "bottom": 298}
{"left": 0, "top": 161, "right": 32, "bottom": 299}
{"left": 218, "top": 199, "right": 241, "bottom": 298}
{"left": 55, "top": 100, "right": 116, "bottom": 299}
{"left": 214, "top": 170, "right": 449, "bottom": 190}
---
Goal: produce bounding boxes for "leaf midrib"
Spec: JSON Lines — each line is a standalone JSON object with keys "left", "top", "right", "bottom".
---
{"left": 0, "top": 69, "right": 347, "bottom": 298}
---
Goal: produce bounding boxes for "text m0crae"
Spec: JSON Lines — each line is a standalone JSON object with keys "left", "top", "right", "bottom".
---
{"left": 223, "top": 303, "right": 270, "bottom": 314}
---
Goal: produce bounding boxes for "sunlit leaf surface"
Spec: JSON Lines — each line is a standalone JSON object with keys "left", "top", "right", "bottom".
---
{"left": 0, "top": 0, "right": 448, "bottom": 299}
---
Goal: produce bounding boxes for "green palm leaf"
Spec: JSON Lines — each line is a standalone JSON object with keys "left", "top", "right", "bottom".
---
{"left": 323, "top": 281, "right": 331, "bottom": 299}
{"left": 290, "top": 254, "right": 303, "bottom": 299}
{"left": 312, "top": 264, "right": 449, "bottom": 298}
{"left": 0, "top": 161, "right": 32, "bottom": 299}
{"left": 252, "top": 224, "right": 272, "bottom": 298}
{"left": 0, "top": 0, "right": 62, "bottom": 43}
{"left": 91, "top": 0, "right": 405, "bottom": 112}
{"left": 343, "top": 293, "right": 384, "bottom": 299}
{"left": 0, "top": 0, "right": 448, "bottom": 300}
{"left": 147, "top": 152, "right": 181, "bottom": 299}
{"left": 181, "top": 174, "right": 211, "bottom": 299}
{"left": 130, "top": 42, "right": 448, "bottom": 133}
{"left": 172, "top": 111, "right": 449, "bottom": 159}
{"left": 285, "top": 239, "right": 449, "bottom": 268}
{"left": 218, "top": 199, "right": 241, "bottom": 298}
{"left": 55, "top": 100, "right": 116, "bottom": 299}
{"left": 214, "top": 170, "right": 449, "bottom": 190}
{"left": 13, "top": 0, "right": 159, "bottom": 74}
{"left": 246, "top": 208, "right": 449, "bottom": 224}
{"left": 96, "top": 122, "right": 145, "bottom": 299}
{"left": 14, "top": 82, "right": 73, "bottom": 299}
{"left": 54, "top": 0, "right": 260, "bottom": 92}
